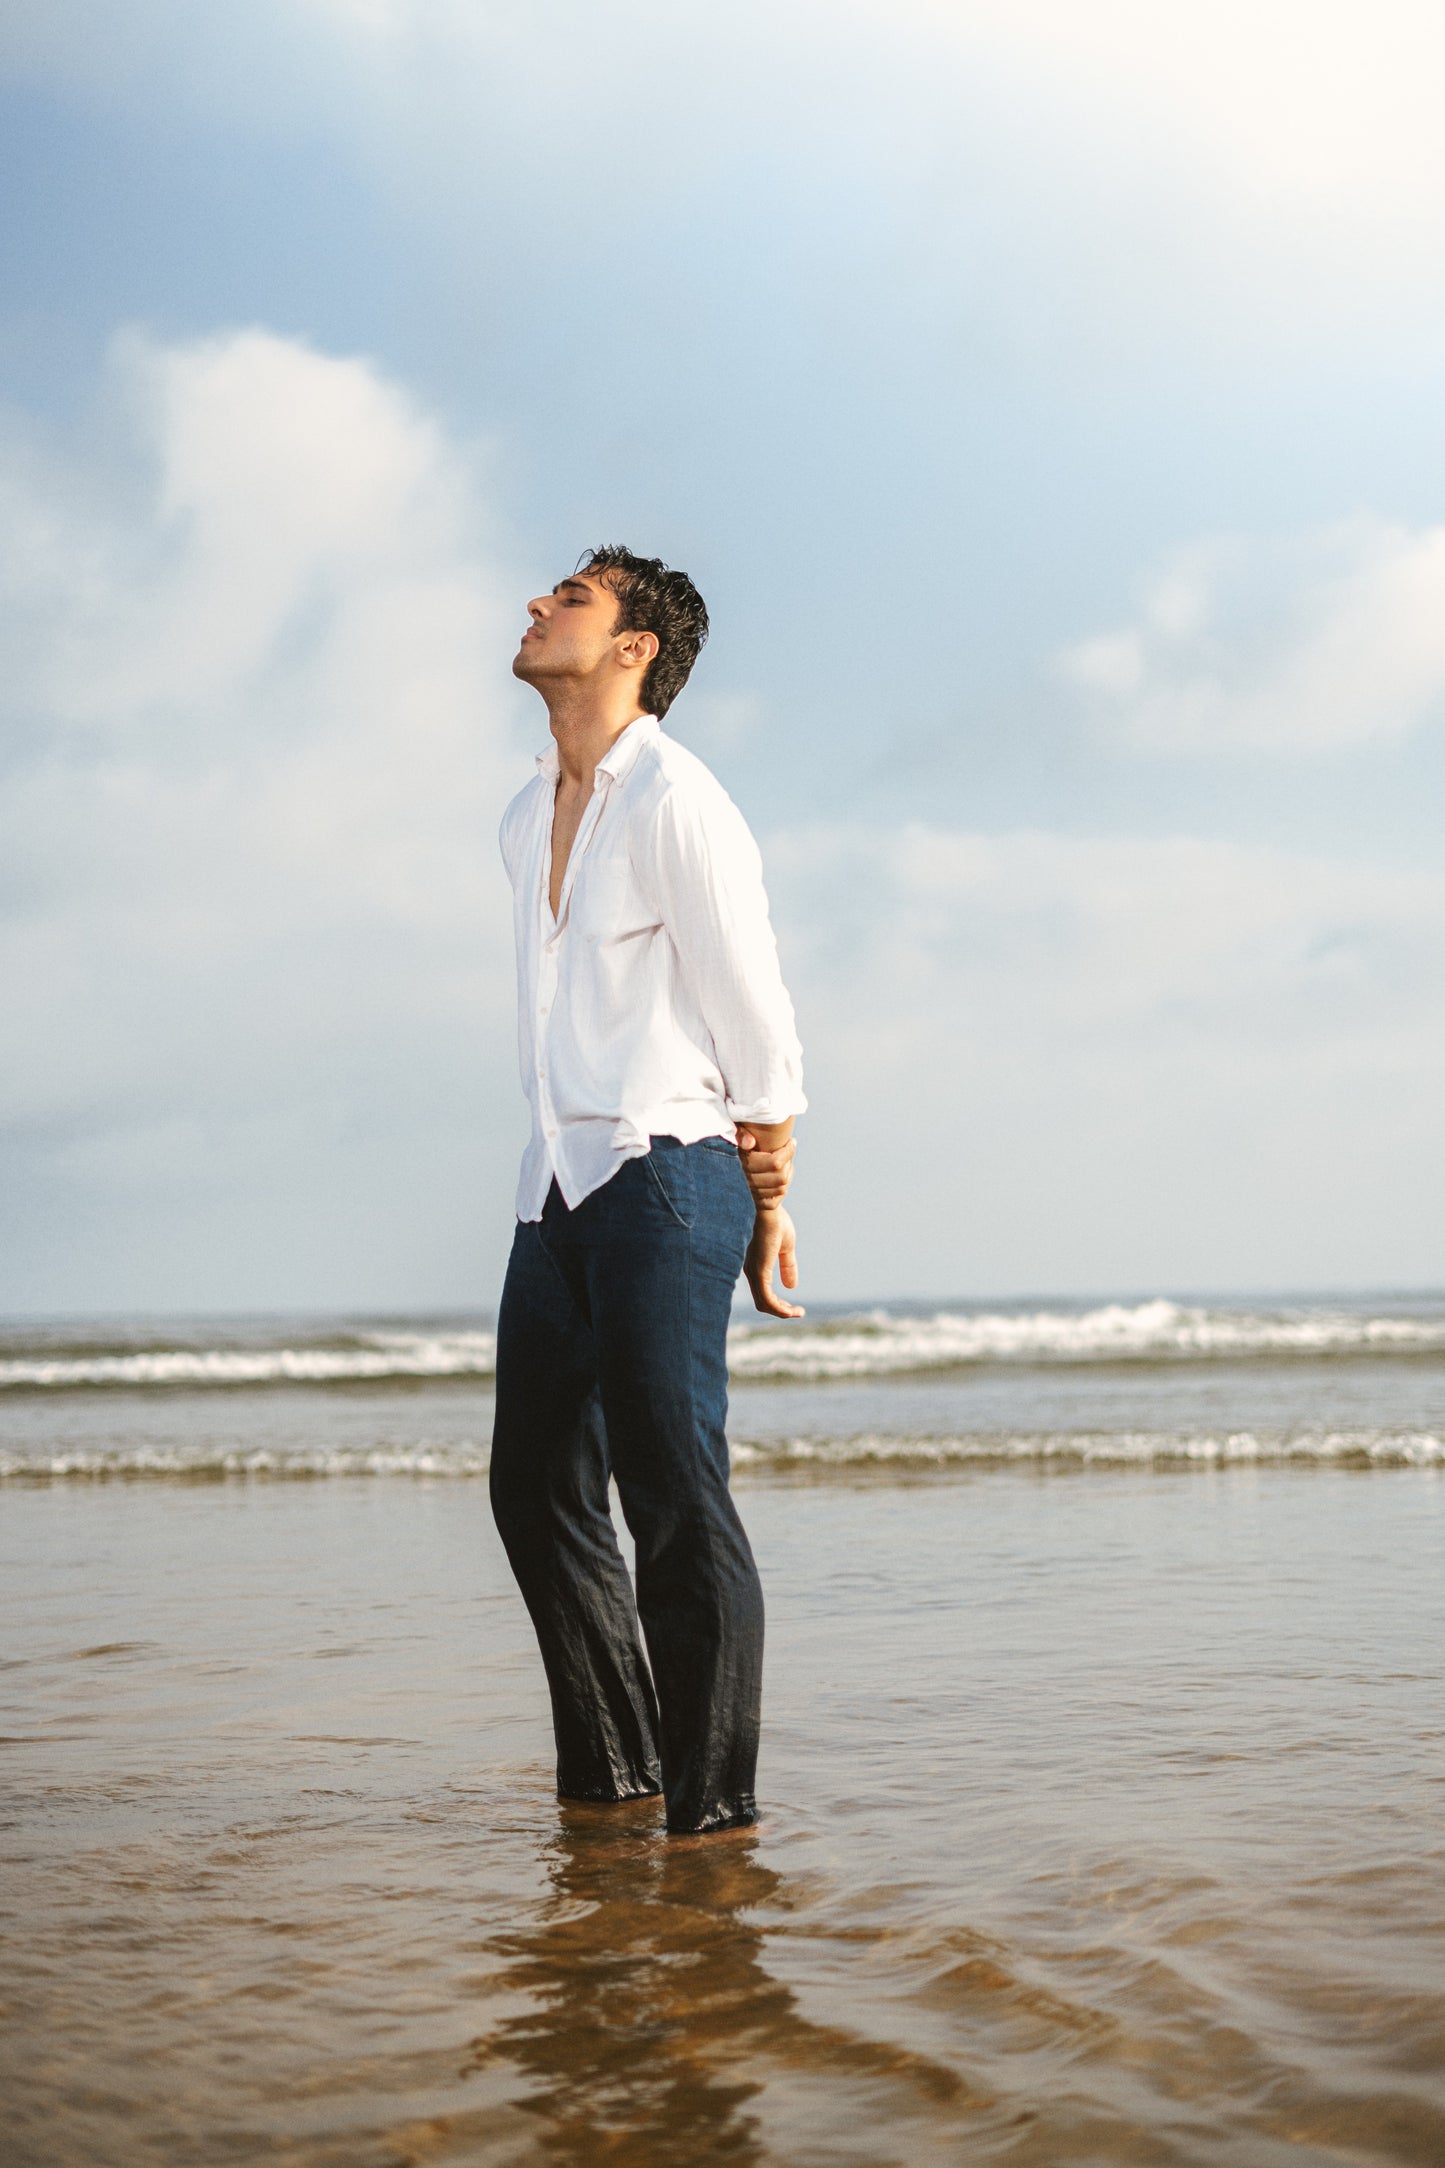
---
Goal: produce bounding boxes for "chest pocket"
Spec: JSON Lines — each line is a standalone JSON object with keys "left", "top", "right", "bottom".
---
{"left": 575, "top": 855, "right": 658, "bottom": 943}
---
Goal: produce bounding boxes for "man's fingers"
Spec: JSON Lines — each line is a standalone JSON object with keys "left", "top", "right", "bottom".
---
{"left": 745, "top": 1206, "right": 804, "bottom": 1319}
{"left": 739, "top": 1141, "right": 795, "bottom": 1171}
{"left": 750, "top": 1276, "right": 802, "bottom": 1320}
{"left": 741, "top": 1138, "right": 796, "bottom": 1210}
{"left": 746, "top": 1255, "right": 786, "bottom": 1319}
{"left": 747, "top": 1262, "right": 781, "bottom": 1318}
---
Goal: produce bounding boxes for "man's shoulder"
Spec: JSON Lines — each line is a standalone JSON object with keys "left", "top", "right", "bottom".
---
{"left": 499, "top": 770, "right": 547, "bottom": 875}
{"left": 501, "top": 771, "right": 547, "bottom": 830}
{"left": 625, "top": 728, "right": 739, "bottom": 823}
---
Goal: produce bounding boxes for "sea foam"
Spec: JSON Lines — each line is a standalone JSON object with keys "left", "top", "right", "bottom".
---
{"left": 3, "top": 1427, "right": 1441, "bottom": 1480}
{"left": 3, "top": 1299, "right": 1444, "bottom": 1392}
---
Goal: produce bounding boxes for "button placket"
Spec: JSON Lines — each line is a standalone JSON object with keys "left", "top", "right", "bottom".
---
{"left": 554, "top": 771, "right": 613, "bottom": 933}
{"left": 534, "top": 832, "right": 561, "bottom": 1140}
{"left": 536, "top": 944, "right": 558, "bottom": 1137}
{"left": 532, "top": 765, "right": 618, "bottom": 1160}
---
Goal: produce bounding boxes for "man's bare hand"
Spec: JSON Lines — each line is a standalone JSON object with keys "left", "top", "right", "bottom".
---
{"left": 745, "top": 1206, "right": 804, "bottom": 1319}
{"left": 735, "top": 1125, "right": 796, "bottom": 1210}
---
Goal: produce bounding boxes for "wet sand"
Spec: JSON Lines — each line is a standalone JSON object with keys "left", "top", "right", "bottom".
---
{"left": 3, "top": 1461, "right": 1443, "bottom": 2165}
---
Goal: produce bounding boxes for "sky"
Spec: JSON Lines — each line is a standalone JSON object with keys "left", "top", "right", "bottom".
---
{"left": 2, "top": 0, "right": 1444, "bottom": 1313}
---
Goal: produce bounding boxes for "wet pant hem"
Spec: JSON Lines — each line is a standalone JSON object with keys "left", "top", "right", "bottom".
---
{"left": 665, "top": 1795, "right": 759, "bottom": 1836}
{"left": 557, "top": 1780, "right": 663, "bottom": 1804}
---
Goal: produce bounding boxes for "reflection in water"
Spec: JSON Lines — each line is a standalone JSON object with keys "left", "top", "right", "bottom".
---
{"left": 468, "top": 1803, "right": 973, "bottom": 2165}
{"left": 469, "top": 1805, "right": 781, "bottom": 2164}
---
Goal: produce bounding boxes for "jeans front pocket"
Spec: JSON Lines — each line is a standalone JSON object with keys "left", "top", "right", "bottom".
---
{"left": 642, "top": 1139, "right": 699, "bottom": 1228}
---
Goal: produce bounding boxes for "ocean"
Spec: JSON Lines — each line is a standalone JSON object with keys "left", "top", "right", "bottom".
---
{"left": 3, "top": 1293, "right": 1444, "bottom": 2164}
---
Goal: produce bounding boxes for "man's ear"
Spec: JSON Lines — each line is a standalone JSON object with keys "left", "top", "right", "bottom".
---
{"left": 618, "top": 629, "right": 660, "bottom": 673}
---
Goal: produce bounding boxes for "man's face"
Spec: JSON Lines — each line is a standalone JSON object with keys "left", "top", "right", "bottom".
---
{"left": 512, "top": 571, "right": 621, "bottom": 688}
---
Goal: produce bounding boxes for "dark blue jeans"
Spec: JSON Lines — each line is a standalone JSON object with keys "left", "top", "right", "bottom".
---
{"left": 490, "top": 1136, "right": 762, "bottom": 1834}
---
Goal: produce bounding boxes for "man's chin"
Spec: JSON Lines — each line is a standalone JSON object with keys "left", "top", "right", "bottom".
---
{"left": 512, "top": 649, "right": 544, "bottom": 683}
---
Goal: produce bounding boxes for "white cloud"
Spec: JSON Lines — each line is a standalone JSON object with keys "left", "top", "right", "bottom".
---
{"left": 11, "top": 1, "right": 1445, "bottom": 274}
{"left": 893, "top": 0, "right": 1445, "bottom": 235}
{"left": 769, "top": 824, "right": 1445, "bottom": 1294}
{"left": 379, "top": 0, "right": 1445, "bottom": 296}
{"left": 1057, "top": 519, "right": 1445, "bottom": 753}
{"left": 155, "top": 0, "right": 1445, "bottom": 243}
{"left": 775, "top": 823, "right": 1445, "bottom": 1071}
{"left": 11, "top": 0, "right": 1445, "bottom": 329}
{"left": 0, "top": 327, "right": 530, "bottom": 1308}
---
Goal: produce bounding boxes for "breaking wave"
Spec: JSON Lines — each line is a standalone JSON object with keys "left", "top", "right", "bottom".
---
{"left": 726, "top": 1300, "right": 1445, "bottom": 1377}
{"left": 0, "top": 1331, "right": 499, "bottom": 1393}
{"left": 3, "top": 1428, "right": 1441, "bottom": 1481}
{"left": 4, "top": 1298, "right": 1445, "bottom": 1392}
{"left": 730, "top": 1428, "right": 1445, "bottom": 1469}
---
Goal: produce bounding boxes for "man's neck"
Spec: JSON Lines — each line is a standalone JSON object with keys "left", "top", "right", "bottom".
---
{"left": 543, "top": 686, "right": 648, "bottom": 788}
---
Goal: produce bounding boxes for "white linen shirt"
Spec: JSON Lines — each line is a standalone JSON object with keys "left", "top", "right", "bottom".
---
{"left": 500, "top": 714, "right": 806, "bottom": 1221}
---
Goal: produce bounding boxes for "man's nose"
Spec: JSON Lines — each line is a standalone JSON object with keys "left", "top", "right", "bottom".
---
{"left": 526, "top": 594, "right": 548, "bottom": 621}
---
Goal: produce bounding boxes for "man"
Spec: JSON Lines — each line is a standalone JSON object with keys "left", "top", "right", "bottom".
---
{"left": 489, "top": 545, "right": 805, "bottom": 1835}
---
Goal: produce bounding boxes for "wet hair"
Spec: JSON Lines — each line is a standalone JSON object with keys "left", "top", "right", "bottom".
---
{"left": 579, "top": 545, "right": 709, "bottom": 720}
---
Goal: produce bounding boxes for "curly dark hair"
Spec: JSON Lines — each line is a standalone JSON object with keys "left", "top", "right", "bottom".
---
{"left": 579, "top": 545, "right": 709, "bottom": 720}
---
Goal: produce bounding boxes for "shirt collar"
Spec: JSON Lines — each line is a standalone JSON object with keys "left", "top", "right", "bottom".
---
{"left": 534, "top": 714, "right": 658, "bottom": 787}
{"left": 597, "top": 714, "right": 659, "bottom": 782}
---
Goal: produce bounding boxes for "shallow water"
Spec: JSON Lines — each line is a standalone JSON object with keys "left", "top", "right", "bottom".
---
{"left": 4, "top": 1457, "right": 1444, "bottom": 2165}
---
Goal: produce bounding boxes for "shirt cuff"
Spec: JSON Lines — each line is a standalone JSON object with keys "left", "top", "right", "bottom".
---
{"left": 724, "top": 1090, "right": 808, "bottom": 1124}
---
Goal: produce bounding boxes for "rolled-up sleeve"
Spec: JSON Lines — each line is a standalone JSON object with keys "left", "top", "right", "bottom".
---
{"left": 648, "top": 782, "right": 806, "bottom": 1125}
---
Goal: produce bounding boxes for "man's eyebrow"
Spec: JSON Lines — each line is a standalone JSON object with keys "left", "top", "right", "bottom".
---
{"left": 552, "top": 577, "right": 595, "bottom": 597}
